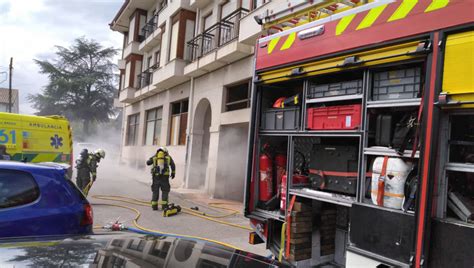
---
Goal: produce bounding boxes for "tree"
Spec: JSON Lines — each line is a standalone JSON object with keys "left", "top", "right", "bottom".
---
{"left": 29, "top": 37, "right": 118, "bottom": 135}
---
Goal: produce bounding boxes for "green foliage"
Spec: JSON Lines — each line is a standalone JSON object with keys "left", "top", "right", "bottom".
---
{"left": 29, "top": 37, "right": 118, "bottom": 135}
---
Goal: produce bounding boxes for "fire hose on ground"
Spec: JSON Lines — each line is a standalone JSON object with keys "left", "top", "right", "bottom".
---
{"left": 90, "top": 194, "right": 253, "bottom": 250}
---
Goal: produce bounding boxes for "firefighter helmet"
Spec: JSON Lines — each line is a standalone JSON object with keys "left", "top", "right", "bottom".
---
{"left": 95, "top": 149, "right": 106, "bottom": 159}
{"left": 157, "top": 147, "right": 168, "bottom": 154}
{"left": 80, "top": 148, "right": 88, "bottom": 158}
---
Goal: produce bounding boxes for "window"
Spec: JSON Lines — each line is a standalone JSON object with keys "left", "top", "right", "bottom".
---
{"left": 442, "top": 114, "right": 474, "bottom": 223}
{"left": 147, "top": 56, "right": 152, "bottom": 69}
{"left": 127, "top": 239, "right": 146, "bottom": 252}
{"left": 253, "top": 0, "right": 268, "bottom": 9}
{"left": 169, "top": 20, "right": 180, "bottom": 61}
{"left": 110, "top": 256, "right": 126, "bottom": 268}
{"left": 203, "top": 12, "right": 213, "bottom": 31}
{"left": 169, "top": 100, "right": 188, "bottom": 146}
{"left": 220, "top": 1, "right": 234, "bottom": 19}
{"left": 158, "top": 0, "right": 167, "bottom": 11}
{"left": 145, "top": 107, "right": 163, "bottom": 145}
{"left": 202, "top": 12, "right": 214, "bottom": 54}
{"left": 126, "top": 113, "right": 140, "bottom": 146}
{"left": 154, "top": 50, "right": 161, "bottom": 68}
{"left": 224, "top": 80, "right": 251, "bottom": 112}
{"left": 129, "top": 16, "right": 136, "bottom": 44}
{"left": 149, "top": 241, "right": 171, "bottom": 259}
{"left": 0, "top": 169, "right": 39, "bottom": 209}
{"left": 111, "top": 239, "right": 125, "bottom": 247}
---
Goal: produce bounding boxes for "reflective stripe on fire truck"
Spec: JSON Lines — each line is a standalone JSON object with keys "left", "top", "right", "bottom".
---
{"left": 335, "top": 13, "right": 356, "bottom": 36}
{"left": 267, "top": 36, "right": 281, "bottom": 54}
{"left": 387, "top": 0, "right": 418, "bottom": 22}
{"left": 280, "top": 32, "right": 296, "bottom": 51}
{"left": 425, "top": 0, "right": 449, "bottom": 12}
{"left": 356, "top": 4, "right": 388, "bottom": 30}
{"left": 267, "top": 32, "right": 297, "bottom": 54}
{"left": 335, "top": 0, "right": 450, "bottom": 36}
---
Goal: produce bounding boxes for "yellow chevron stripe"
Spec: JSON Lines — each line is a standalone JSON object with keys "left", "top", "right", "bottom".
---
{"left": 336, "top": 14, "right": 356, "bottom": 36}
{"left": 388, "top": 0, "right": 418, "bottom": 22}
{"left": 280, "top": 32, "right": 296, "bottom": 51}
{"left": 356, "top": 4, "right": 388, "bottom": 30}
{"left": 425, "top": 0, "right": 449, "bottom": 12}
{"left": 267, "top": 37, "right": 281, "bottom": 54}
{"left": 32, "top": 153, "right": 59, "bottom": 162}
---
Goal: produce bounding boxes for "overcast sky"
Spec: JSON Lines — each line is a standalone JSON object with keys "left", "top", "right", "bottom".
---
{"left": 0, "top": 0, "right": 123, "bottom": 114}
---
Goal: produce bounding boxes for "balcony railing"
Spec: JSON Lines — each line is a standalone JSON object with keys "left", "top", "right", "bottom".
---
{"left": 140, "top": 3, "right": 167, "bottom": 40}
{"left": 186, "top": 8, "right": 249, "bottom": 62}
{"left": 137, "top": 70, "right": 152, "bottom": 89}
{"left": 141, "top": 14, "right": 158, "bottom": 39}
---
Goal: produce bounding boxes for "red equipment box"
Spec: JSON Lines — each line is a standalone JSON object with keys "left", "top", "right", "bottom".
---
{"left": 307, "top": 104, "right": 361, "bottom": 130}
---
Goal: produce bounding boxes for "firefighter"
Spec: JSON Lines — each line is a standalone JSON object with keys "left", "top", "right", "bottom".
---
{"left": 146, "top": 147, "right": 176, "bottom": 211}
{"left": 76, "top": 148, "right": 106, "bottom": 192}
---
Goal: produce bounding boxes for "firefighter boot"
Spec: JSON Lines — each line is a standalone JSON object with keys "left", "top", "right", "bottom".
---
{"left": 151, "top": 201, "right": 158, "bottom": 211}
{"left": 159, "top": 200, "right": 168, "bottom": 210}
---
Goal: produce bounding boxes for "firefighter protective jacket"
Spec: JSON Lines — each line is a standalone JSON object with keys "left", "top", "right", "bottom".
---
{"left": 76, "top": 154, "right": 99, "bottom": 179}
{"left": 146, "top": 152, "right": 176, "bottom": 177}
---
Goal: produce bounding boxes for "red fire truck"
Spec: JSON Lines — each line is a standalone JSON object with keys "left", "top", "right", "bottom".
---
{"left": 244, "top": 1, "right": 474, "bottom": 267}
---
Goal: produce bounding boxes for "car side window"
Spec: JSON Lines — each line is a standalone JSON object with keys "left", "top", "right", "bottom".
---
{"left": 0, "top": 169, "right": 40, "bottom": 209}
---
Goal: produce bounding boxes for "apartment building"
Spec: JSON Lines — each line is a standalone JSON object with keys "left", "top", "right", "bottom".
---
{"left": 0, "top": 88, "right": 19, "bottom": 113}
{"left": 110, "top": 0, "right": 296, "bottom": 201}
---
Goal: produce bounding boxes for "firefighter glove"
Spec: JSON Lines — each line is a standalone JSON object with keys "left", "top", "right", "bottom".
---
{"left": 92, "top": 175, "right": 97, "bottom": 181}
{"left": 171, "top": 174, "right": 175, "bottom": 179}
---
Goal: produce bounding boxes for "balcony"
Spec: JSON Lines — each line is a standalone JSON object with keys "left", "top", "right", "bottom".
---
{"left": 152, "top": 59, "right": 189, "bottom": 90}
{"left": 139, "top": 2, "right": 168, "bottom": 52}
{"left": 184, "top": 8, "right": 252, "bottom": 77}
{"left": 123, "top": 41, "right": 142, "bottom": 59}
{"left": 190, "top": 0, "right": 212, "bottom": 9}
{"left": 119, "top": 87, "right": 137, "bottom": 103}
{"left": 117, "top": 59, "right": 126, "bottom": 70}
{"left": 137, "top": 69, "right": 153, "bottom": 89}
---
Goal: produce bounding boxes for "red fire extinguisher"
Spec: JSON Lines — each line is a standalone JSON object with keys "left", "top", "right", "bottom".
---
{"left": 274, "top": 153, "right": 287, "bottom": 196}
{"left": 259, "top": 148, "right": 273, "bottom": 202}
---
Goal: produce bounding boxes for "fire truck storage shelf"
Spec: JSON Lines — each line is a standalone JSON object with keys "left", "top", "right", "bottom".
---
{"left": 366, "top": 98, "right": 421, "bottom": 108}
{"left": 364, "top": 147, "right": 420, "bottom": 159}
{"left": 289, "top": 188, "right": 355, "bottom": 207}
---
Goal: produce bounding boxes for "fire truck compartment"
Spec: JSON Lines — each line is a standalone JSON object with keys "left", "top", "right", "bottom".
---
{"left": 259, "top": 81, "right": 303, "bottom": 131}
{"left": 307, "top": 71, "right": 364, "bottom": 100}
{"left": 254, "top": 136, "right": 288, "bottom": 213}
{"left": 372, "top": 66, "right": 422, "bottom": 101}
{"left": 429, "top": 218, "right": 474, "bottom": 268}
{"left": 349, "top": 203, "right": 415, "bottom": 265}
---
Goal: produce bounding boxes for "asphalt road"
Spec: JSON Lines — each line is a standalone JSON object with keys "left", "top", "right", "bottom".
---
{"left": 86, "top": 160, "right": 269, "bottom": 257}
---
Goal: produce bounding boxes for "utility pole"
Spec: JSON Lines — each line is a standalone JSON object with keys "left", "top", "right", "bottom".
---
{"left": 8, "top": 57, "right": 13, "bottom": 113}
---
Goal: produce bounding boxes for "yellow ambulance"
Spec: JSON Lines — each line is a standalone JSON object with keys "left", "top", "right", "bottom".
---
{"left": 0, "top": 112, "right": 73, "bottom": 165}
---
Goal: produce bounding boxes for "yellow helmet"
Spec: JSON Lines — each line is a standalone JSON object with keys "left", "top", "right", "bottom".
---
{"left": 95, "top": 149, "right": 106, "bottom": 159}
{"left": 157, "top": 147, "right": 168, "bottom": 154}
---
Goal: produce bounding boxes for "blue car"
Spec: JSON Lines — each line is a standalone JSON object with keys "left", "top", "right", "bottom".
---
{"left": 0, "top": 161, "right": 92, "bottom": 237}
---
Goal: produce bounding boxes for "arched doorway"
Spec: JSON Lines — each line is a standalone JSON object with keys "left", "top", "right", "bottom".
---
{"left": 188, "top": 98, "right": 211, "bottom": 189}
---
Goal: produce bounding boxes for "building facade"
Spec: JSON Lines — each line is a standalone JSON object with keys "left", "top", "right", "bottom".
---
{"left": 0, "top": 88, "right": 19, "bottom": 113}
{"left": 110, "top": 0, "right": 299, "bottom": 201}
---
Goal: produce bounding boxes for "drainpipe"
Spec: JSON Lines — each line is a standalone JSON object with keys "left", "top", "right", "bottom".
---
{"left": 184, "top": 76, "right": 195, "bottom": 188}
{"left": 184, "top": 8, "right": 200, "bottom": 189}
